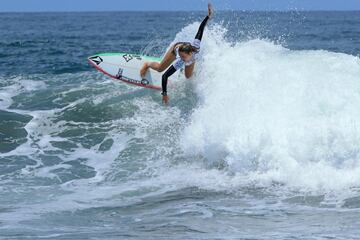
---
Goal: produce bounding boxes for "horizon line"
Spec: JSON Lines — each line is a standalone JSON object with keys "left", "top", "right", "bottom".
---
{"left": 1, "top": 9, "right": 360, "bottom": 14}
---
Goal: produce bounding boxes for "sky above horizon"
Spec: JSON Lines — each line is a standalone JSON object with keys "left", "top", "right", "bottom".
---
{"left": 1, "top": 0, "right": 360, "bottom": 12}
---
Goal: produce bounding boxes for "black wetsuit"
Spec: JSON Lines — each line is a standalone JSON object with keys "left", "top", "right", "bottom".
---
{"left": 162, "top": 15, "right": 210, "bottom": 96}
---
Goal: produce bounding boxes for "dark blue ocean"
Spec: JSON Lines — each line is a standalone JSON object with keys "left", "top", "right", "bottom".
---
{"left": 1, "top": 11, "right": 360, "bottom": 239}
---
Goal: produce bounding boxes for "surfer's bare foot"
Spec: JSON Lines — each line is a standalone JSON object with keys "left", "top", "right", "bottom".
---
{"left": 140, "top": 62, "right": 149, "bottom": 78}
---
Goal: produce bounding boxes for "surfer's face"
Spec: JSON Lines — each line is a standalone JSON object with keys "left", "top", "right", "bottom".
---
{"left": 179, "top": 52, "right": 192, "bottom": 62}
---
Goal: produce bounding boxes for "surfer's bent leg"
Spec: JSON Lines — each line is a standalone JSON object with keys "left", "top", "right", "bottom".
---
{"left": 184, "top": 62, "right": 195, "bottom": 79}
{"left": 140, "top": 46, "right": 176, "bottom": 78}
{"left": 161, "top": 65, "right": 177, "bottom": 95}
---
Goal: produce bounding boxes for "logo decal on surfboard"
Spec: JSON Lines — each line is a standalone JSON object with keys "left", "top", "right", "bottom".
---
{"left": 89, "top": 56, "right": 103, "bottom": 65}
{"left": 123, "top": 54, "right": 133, "bottom": 62}
{"left": 141, "top": 79, "right": 149, "bottom": 85}
{"left": 133, "top": 55, "right": 142, "bottom": 61}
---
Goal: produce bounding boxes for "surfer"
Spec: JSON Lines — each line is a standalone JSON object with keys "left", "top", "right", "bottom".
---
{"left": 140, "top": 3, "right": 213, "bottom": 104}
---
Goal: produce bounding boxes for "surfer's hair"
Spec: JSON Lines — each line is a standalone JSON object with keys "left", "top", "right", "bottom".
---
{"left": 178, "top": 43, "right": 199, "bottom": 54}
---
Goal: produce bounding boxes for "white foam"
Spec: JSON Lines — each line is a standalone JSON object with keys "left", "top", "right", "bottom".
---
{"left": 0, "top": 77, "right": 47, "bottom": 110}
{"left": 0, "top": 80, "right": 21, "bottom": 109}
{"left": 19, "top": 79, "right": 47, "bottom": 92}
{"left": 178, "top": 23, "right": 360, "bottom": 194}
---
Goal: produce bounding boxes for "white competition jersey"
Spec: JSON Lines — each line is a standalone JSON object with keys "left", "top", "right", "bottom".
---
{"left": 172, "top": 39, "right": 201, "bottom": 70}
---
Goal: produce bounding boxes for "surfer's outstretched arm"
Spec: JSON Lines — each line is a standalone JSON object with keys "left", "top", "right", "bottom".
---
{"left": 161, "top": 65, "right": 177, "bottom": 105}
{"left": 193, "top": 3, "right": 212, "bottom": 45}
{"left": 162, "top": 3, "right": 212, "bottom": 105}
{"left": 195, "top": 15, "right": 210, "bottom": 42}
{"left": 183, "top": 4, "right": 212, "bottom": 79}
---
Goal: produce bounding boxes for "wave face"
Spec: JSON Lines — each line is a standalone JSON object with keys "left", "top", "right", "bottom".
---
{"left": 181, "top": 23, "right": 360, "bottom": 193}
{"left": 1, "top": 12, "right": 360, "bottom": 239}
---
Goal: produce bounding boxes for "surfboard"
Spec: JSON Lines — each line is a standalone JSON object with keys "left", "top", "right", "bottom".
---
{"left": 88, "top": 53, "right": 165, "bottom": 91}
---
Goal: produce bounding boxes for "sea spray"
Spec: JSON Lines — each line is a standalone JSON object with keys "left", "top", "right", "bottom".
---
{"left": 179, "top": 23, "right": 360, "bottom": 194}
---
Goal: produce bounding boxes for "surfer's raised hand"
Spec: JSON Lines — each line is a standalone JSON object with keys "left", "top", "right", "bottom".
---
{"left": 208, "top": 3, "right": 213, "bottom": 18}
{"left": 162, "top": 95, "right": 169, "bottom": 105}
